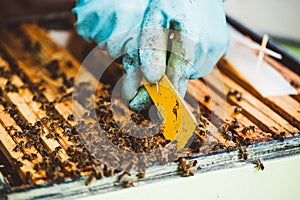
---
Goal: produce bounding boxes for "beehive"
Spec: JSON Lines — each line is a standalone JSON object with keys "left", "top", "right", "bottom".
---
{"left": 0, "top": 23, "right": 299, "bottom": 199}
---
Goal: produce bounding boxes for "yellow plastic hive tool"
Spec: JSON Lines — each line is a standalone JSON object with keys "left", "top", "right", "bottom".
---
{"left": 143, "top": 75, "right": 197, "bottom": 149}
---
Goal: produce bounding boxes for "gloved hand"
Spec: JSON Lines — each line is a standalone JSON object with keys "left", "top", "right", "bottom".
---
{"left": 73, "top": 0, "right": 229, "bottom": 112}
{"left": 72, "top": 0, "right": 148, "bottom": 105}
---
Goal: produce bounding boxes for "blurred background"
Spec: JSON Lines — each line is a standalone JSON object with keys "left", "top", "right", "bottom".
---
{"left": 0, "top": 0, "right": 299, "bottom": 58}
{"left": 225, "top": 0, "right": 300, "bottom": 58}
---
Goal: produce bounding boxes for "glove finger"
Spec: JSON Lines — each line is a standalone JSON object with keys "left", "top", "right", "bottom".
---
{"left": 129, "top": 87, "right": 153, "bottom": 112}
{"left": 122, "top": 37, "right": 142, "bottom": 101}
{"left": 122, "top": 36, "right": 152, "bottom": 112}
{"left": 166, "top": 21, "right": 192, "bottom": 99}
{"left": 139, "top": 0, "right": 169, "bottom": 83}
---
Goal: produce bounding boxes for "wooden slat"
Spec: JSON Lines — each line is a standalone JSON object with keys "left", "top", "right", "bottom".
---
{"left": 190, "top": 80, "right": 251, "bottom": 125}
{"left": 0, "top": 104, "right": 43, "bottom": 160}
{"left": 0, "top": 78, "right": 64, "bottom": 152}
{"left": 264, "top": 55, "right": 300, "bottom": 101}
{"left": 0, "top": 27, "right": 99, "bottom": 179}
{"left": 0, "top": 80, "right": 77, "bottom": 173}
{"left": 0, "top": 25, "right": 102, "bottom": 123}
{"left": 20, "top": 24, "right": 102, "bottom": 90}
{"left": 10, "top": 75, "right": 75, "bottom": 149}
{"left": 20, "top": 23, "right": 105, "bottom": 97}
{"left": 185, "top": 86, "right": 234, "bottom": 149}
{"left": 20, "top": 24, "right": 80, "bottom": 73}
{"left": 0, "top": 27, "right": 97, "bottom": 170}
{"left": 0, "top": 30, "right": 76, "bottom": 125}
{"left": 0, "top": 78, "right": 89, "bottom": 179}
{"left": 221, "top": 74, "right": 297, "bottom": 134}
{"left": 219, "top": 58, "right": 300, "bottom": 130}
{"left": 202, "top": 70, "right": 297, "bottom": 137}
{"left": 14, "top": 61, "right": 76, "bottom": 127}
{"left": 0, "top": 56, "right": 45, "bottom": 183}
{"left": 0, "top": 123, "right": 43, "bottom": 183}
{"left": 189, "top": 79, "right": 268, "bottom": 142}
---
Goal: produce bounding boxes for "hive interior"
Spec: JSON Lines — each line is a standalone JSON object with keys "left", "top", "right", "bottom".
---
{"left": 0, "top": 24, "right": 299, "bottom": 190}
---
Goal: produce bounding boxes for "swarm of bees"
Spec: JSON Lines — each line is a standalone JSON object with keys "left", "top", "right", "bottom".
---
{"left": 0, "top": 31, "right": 288, "bottom": 190}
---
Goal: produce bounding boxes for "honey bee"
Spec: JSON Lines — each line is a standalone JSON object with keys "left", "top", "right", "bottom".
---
{"left": 122, "top": 179, "right": 134, "bottom": 188}
{"left": 85, "top": 175, "right": 94, "bottom": 186}
{"left": 232, "top": 118, "right": 239, "bottom": 128}
{"left": 65, "top": 60, "right": 74, "bottom": 68}
{"left": 178, "top": 158, "right": 197, "bottom": 177}
{"left": 253, "top": 158, "right": 264, "bottom": 171}
{"left": 26, "top": 172, "right": 33, "bottom": 185}
{"left": 228, "top": 89, "right": 238, "bottom": 96}
{"left": 204, "top": 95, "right": 211, "bottom": 102}
{"left": 234, "top": 106, "right": 242, "bottom": 113}
{"left": 238, "top": 146, "right": 248, "bottom": 160}
{"left": 136, "top": 171, "right": 146, "bottom": 179}
{"left": 67, "top": 114, "right": 75, "bottom": 121}
{"left": 236, "top": 93, "right": 242, "bottom": 101}
{"left": 241, "top": 127, "right": 249, "bottom": 134}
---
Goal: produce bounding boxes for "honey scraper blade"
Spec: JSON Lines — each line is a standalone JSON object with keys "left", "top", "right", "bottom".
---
{"left": 143, "top": 75, "right": 197, "bottom": 149}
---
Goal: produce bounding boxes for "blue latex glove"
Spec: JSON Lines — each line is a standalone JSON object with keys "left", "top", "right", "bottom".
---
{"left": 73, "top": 0, "right": 229, "bottom": 112}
